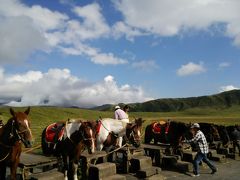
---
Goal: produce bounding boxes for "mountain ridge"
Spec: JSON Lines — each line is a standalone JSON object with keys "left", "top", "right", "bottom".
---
{"left": 93, "top": 89, "right": 240, "bottom": 112}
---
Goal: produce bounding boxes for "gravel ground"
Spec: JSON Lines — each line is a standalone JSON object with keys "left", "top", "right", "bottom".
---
{"left": 125, "top": 158, "right": 240, "bottom": 180}
{"left": 161, "top": 158, "right": 240, "bottom": 180}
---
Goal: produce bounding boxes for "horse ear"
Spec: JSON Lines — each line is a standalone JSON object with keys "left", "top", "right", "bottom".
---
{"left": 10, "top": 108, "right": 15, "bottom": 117}
{"left": 24, "top": 106, "right": 30, "bottom": 115}
{"left": 89, "top": 121, "right": 97, "bottom": 129}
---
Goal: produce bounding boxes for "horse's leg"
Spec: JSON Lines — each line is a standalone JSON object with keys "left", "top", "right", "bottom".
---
{"left": 72, "top": 161, "right": 78, "bottom": 180}
{"left": 62, "top": 154, "right": 68, "bottom": 180}
{"left": 10, "top": 158, "right": 19, "bottom": 180}
{"left": 0, "top": 162, "right": 6, "bottom": 180}
{"left": 72, "top": 143, "right": 84, "bottom": 180}
{"left": 118, "top": 136, "right": 123, "bottom": 147}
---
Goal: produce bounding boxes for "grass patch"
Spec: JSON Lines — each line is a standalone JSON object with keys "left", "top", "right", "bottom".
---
{"left": 1, "top": 106, "right": 240, "bottom": 148}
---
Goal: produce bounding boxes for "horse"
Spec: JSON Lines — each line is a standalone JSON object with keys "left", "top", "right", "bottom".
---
{"left": 216, "top": 125, "right": 230, "bottom": 148}
{"left": 144, "top": 120, "right": 191, "bottom": 156}
{"left": 0, "top": 107, "right": 33, "bottom": 180}
{"left": 41, "top": 119, "right": 96, "bottom": 180}
{"left": 198, "top": 123, "right": 221, "bottom": 148}
{"left": 96, "top": 118, "right": 144, "bottom": 151}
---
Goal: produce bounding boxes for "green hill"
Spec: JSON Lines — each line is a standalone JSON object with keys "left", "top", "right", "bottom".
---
{"left": 94, "top": 90, "right": 240, "bottom": 112}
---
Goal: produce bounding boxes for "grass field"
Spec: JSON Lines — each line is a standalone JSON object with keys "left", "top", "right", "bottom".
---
{"left": 1, "top": 106, "right": 240, "bottom": 148}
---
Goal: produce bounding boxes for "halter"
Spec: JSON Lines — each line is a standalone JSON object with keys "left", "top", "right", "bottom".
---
{"left": 127, "top": 124, "right": 141, "bottom": 143}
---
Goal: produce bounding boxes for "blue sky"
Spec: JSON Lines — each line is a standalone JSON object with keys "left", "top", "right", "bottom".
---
{"left": 0, "top": 0, "right": 240, "bottom": 107}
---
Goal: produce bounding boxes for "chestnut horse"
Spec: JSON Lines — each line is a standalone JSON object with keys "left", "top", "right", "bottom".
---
{"left": 0, "top": 107, "right": 33, "bottom": 180}
{"left": 96, "top": 118, "right": 144, "bottom": 151}
{"left": 41, "top": 119, "right": 96, "bottom": 180}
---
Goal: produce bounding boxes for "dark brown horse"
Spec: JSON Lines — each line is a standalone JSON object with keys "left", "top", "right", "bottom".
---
{"left": 41, "top": 119, "right": 96, "bottom": 180}
{"left": 0, "top": 107, "right": 33, "bottom": 180}
{"left": 144, "top": 120, "right": 191, "bottom": 156}
{"left": 198, "top": 123, "right": 220, "bottom": 148}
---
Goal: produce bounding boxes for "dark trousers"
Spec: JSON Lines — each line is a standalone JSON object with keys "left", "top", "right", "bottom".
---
{"left": 193, "top": 152, "right": 216, "bottom": 175}
{"left": 233, "top": 140, "right": 240, "bottom": 155}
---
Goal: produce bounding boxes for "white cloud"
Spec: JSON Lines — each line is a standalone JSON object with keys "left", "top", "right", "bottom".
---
{"left": 0, "top": 16, "right": 48, "bottom": 64}
{"left": 177, "top": 62, "right": 206, "bottom": 76}
{"left": 219, "top": 62, "right": 231, "bottom": 68}
{"left": 132, "top": 60, "right": 159, "bottom": 72}
{"left": 0, "top": 0, "right": 126, "bottom": 66}
{"left": 0, "top": 68, "right": 151, "bottom": 107}
{"left": 219, "top": 85, "right": 239, "bottom": 92}
{"left": 113, "top": 0, "right": 240, "bottom": 46}
{"left": 72, "top": 3, "right": 110, "bottom": 40}
{"left": 60, "top": 43, "right": 128, "bottom": 65}
{"left": 112, "top": 21, "right": 146, "bottom": 41}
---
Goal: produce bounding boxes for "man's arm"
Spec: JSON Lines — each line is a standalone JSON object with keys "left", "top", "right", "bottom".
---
{"left": 185, "top": 132, "right": 201, "bottom": 143}
{"left": 114, "top": 111, "right": 118, "bottom": 119}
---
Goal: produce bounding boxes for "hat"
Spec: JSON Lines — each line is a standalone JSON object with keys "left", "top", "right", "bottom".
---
{"left": 115, "top": 105, "right": 120, "bottom": 110}
{"left": 191, "top": 123, "right": 200, "bottom": 129}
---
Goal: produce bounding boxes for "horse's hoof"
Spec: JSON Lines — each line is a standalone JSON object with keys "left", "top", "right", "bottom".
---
{"left": 74, "top": 175, "right": 78, "bottom": 180}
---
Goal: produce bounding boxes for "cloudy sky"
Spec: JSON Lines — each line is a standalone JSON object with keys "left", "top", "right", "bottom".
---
{"left": 0, "top": 0, "right": 240, "bottom": 107}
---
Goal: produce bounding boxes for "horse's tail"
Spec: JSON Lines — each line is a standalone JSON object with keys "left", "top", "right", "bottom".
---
{"left": 144, "top": 124, "right": 153, "bottom": 144}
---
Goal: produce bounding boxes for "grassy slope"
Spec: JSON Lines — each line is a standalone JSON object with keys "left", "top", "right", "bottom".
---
{"left": 1, "top": 106, "right": 240, "bottom": 146}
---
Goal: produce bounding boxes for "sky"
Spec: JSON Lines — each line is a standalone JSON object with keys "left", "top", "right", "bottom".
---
{"left": 0, "top": 0, "right": 240, "bottom": 107}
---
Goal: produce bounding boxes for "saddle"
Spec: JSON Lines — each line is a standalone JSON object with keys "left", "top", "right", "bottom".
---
{"left": 45, "top": 123, "right": 65, "bottom": 144}
{"left": 152, "top": 121, "right": 170, "bottom": 134}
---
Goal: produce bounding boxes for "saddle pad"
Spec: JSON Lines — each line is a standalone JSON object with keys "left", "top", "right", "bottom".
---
{"left": 96, "top": 121, "right": 102, "bottom": 134}
{"left": 45, "top": 123, "right": 64, "bottom": 143}
{"left": 152, "top": 122, "right": 161, "bottom": 134}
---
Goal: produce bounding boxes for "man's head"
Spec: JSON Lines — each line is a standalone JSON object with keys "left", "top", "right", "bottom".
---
{"left": 115, "top": 105, "right": 120, "bottom": 110}
{"left": 191, "top": 123, "right": 200, "bottom": 133}
{"left": 123, "top": 105, "right": 129, "bottom": 112}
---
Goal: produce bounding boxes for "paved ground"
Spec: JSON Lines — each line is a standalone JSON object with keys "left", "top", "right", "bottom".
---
{"left": 125, "top": 158, "right": 240, "bottom": 180}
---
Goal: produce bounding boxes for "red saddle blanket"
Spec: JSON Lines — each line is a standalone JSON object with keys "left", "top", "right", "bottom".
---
{"left": 152, "top": 121, "right": 170, "bottom": 134}
{"left": 45, "top": 123, "right": 65, "bottom": 143}
{"left": 96, "top": 121, "right": 102, "bottom": 134}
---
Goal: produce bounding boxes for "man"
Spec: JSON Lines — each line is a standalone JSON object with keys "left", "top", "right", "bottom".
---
{"left": 231, "top": 126, "right": 240, "bottom": 155}
{"left": 114, "top": 105, "right": 129, "bottom": 123}
{"left": 114, "top": 105, "right": 129, "bottom": 147}
{"left": 184, "top": 123, "right": 217, "bottom": 177}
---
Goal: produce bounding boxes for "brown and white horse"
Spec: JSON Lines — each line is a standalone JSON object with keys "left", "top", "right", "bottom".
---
{"left": 0, "top": 107, "right": 33, "bottom": 180}
{"left": 42, "top": 119, "right": 96, "bottom": 180}
{"left": 96, "top": 118, "right": 144, "bottom": 151}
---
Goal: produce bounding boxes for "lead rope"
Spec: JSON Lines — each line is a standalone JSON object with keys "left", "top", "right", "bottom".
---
{"left": 0, "top": 152, "right": 10, "bottom": 162}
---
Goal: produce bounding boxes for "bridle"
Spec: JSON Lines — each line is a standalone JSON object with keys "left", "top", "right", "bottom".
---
{"left": 80, "top": 126, "right": 95, "bottom": 145}
{"left": 127, "top": 124, "right": 141, "bottom": 144}
{"left": 9, "top": 119, "right": 30, "bottom": 145}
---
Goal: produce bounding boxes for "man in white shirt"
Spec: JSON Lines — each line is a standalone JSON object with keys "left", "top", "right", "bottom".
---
{"left": 114, "top": 106, "right": 129, "bottom": 123}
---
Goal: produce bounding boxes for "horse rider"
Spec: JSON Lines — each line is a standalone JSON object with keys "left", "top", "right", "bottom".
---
{"left": 183, "top": 123, "right": 217, "bottom": 177}
{"left": 231, "top": 125, "right": 240, "bottom": 155}
{"left": 114, "top": 105, "right": 129, "bottom": 147}
{"left": 114, "top": 105, "right": 129, "bottom": 123}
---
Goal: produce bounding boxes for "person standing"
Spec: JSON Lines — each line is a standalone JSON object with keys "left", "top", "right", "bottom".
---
{"left": 183, "top": 123, "right": 217, "bottom": 177}
{"left": 231, "top": 126, "right": 240, "bottom": 155}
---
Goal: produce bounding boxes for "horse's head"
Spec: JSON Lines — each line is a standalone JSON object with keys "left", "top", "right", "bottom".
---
{"left": 80, "top": 121, "right": 96, "bottom": 154}
{"left": 10, "top": 107, "right": 33, "bottom": 148}
{"left": 126, "top": 118, "right": 145, "bottom": 148}
{"left": 211, "top": 125, "right": 221, "bottom": 141}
